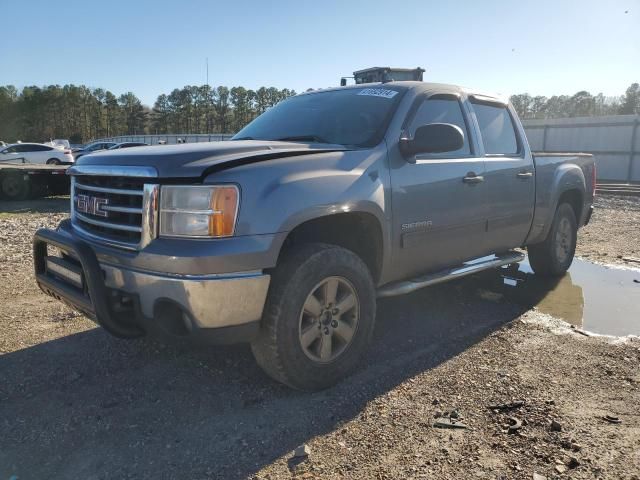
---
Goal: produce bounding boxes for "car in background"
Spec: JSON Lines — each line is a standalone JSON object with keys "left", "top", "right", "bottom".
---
{"left": 44, "top": 139, "right": 71, "bottom": 150}
{"left": 73, "top": 141, "right": 117, "bottom": 160}
{"left": 107, "top": 142, "right": 149, "bottom": 150}
{"left": 0, "top": 143, "right": 74, "bottom": 165}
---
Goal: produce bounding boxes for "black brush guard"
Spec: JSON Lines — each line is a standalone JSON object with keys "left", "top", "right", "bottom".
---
{"left": 33, "top": 228, "right": 144, "bottom": 338}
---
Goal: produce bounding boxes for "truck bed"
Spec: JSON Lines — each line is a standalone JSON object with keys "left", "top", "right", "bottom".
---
{"left": 525, "top": 151, "right": 595, "bottom": 245}
{"left": 532, "top": 151, "right": 593, "bottom": 157}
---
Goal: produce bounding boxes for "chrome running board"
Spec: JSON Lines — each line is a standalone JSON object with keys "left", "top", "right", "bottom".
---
{"left": 377, "top": 251, "right": 525, "bottom": 298}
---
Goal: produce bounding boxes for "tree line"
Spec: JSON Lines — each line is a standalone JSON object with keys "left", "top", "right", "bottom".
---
{"left": 509, "top": 82, "right": 640, "bottom": 120}
{"left": 1, "top": 81, "right": 638, "bottom": 144}
{"left": 0, "top": 84, "right": 295, "bottom": 144}
{"left": 150, "top": 85, "right": 295, "bottom": 136}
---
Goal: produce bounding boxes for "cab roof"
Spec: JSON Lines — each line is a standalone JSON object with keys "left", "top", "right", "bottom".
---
{"left": 299, "top": 81, "right": 509, "bottom": 104}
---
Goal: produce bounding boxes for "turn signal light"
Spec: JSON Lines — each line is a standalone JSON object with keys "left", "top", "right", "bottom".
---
{"left": 209, "top": 186, "right": 239, "bottom": 237}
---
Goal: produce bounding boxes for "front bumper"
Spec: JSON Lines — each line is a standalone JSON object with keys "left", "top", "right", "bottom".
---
{"left": 101, "top": 265, "right": 270, "bottom": 329}
{"left": 33, "top": 228, "right": 270, "bottom": 344}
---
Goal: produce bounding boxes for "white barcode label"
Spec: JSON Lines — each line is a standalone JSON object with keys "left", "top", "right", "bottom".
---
{"left": 357, "top": 88, "right": 398, "bottom": 99}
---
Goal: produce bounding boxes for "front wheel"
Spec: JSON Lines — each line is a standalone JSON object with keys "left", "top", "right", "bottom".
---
{"left": 528, "top": 203, "right": 577, "bottom": 276}
{"left": 46, "top": 158, "right": 61, "bottom": 165}
{"left": 251, "top": 243, "right": 376, "bottom": 391}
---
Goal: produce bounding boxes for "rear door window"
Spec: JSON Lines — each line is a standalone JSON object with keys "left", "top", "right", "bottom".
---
{"left": 29, "top": 145, "right": 52, "bottom": 152}
{"left": 471, "top": 102, "right": 519, "bottom": 155}
{"left": 408, "top": 97, "right": 471, "bottom": 155}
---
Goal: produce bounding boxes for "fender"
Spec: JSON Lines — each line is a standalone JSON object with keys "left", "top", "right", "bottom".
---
{"left": 526, "top": 160, "right": 586, "bottom": 245}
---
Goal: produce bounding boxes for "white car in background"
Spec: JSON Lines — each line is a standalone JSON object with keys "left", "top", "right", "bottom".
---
{"left": 44, "top": 139, "right": 71, "bottom": 150}
{"left": 0, "top": 143, "right": 74, "bottom": 165}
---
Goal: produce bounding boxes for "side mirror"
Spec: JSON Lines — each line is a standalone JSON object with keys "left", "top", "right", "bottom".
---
{"left": 399, "top": 123, "right": 464, "bottom": 159}
{"left": 340, "top": 78, "right": 347, "bottom": 87}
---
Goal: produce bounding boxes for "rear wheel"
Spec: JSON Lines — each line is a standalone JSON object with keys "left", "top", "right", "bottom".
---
{"left": 528, "top": 203, "right": 577, "bottom": 276}
{"left": 1, "top": 174, "right": 31, "bottom": 200}
{"left": 46, "top": 158, "right": 60, "bottom": 165}
{"left": 251, "top": 243, "right": 376, "bottom": 391}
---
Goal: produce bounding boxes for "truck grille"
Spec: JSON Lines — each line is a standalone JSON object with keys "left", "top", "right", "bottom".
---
{"left": 71, "top": 175, "right": 158, "bottom": 250}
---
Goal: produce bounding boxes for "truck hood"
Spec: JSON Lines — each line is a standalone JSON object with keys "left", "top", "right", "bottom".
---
{"left": 75, "top": 140, "right": 351, "bottom": 178}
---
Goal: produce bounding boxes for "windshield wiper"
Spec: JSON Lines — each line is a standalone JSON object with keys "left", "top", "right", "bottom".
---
{"left": 275, "top": 135, "right": 331, "bottom": 144}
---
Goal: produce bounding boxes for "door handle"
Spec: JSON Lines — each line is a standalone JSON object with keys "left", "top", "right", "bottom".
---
{"left": 463, "top": 173, "right": 484, "bottom": 184}
{"left": 516, "top": 171, "right": 533, "bottom": 179}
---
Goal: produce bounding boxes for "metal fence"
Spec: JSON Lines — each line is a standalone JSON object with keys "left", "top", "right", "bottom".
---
{"left": 523, "top": 115, "right": 640, "bottom": 182}
{"left": 96, "top": 116, "right": 640, "bottom": 183}
{"left": 95, "top": 134, "right": 235, "bottom": 145}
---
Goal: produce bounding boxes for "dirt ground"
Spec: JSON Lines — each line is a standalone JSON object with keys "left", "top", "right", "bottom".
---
{"left": 576, "top": 195, "right": 640, "bottom": 265}
{"left": 0, "top": 195, "right": 639, "bottom": 480}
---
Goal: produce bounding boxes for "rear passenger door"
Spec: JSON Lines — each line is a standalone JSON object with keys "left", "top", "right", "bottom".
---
{"left": 389, "top": 93, "right": 488, "bottom": 278}
{"left": 29, "top": 145, "right": 53, "bottom": 164}
{"left": 469, "top": 97, "right": 535, "bottom": 251}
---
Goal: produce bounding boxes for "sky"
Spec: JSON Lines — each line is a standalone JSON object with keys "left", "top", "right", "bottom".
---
{"left": 1, "top": 0, "right": 638, "bottom": 107}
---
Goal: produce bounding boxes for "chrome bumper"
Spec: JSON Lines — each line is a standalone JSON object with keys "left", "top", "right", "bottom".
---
{"left": 102, "top": 265, "right": 271, "bottom": 329}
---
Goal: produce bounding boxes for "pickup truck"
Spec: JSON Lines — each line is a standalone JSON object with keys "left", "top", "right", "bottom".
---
{"left": 33, "top": 81, "right": 595, "bottom": 391}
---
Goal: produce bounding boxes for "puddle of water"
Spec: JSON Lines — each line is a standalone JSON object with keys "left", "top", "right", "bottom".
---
{"left": 467, "top": 258, "right": 640, "bottom": 337}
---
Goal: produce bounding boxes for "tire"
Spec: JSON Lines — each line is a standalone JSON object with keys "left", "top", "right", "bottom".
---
{"left": 528, "top": 203, "right": 577, "bottom": 276}
{"left": 30, "top": 181, "right": 48, "bottom": 198}
{"left": 1, "top": 174, "right": 31, "bottom": 200}
{"left": 251, "top": 243, "right": 376, "bottom": 391}
{"left": 46, "top": 158, "right": 61, "bottom": 165}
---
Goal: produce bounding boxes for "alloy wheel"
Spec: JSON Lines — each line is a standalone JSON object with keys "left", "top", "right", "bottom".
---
{"left": 298, "top": 276, "right": 360, "bottom": 363}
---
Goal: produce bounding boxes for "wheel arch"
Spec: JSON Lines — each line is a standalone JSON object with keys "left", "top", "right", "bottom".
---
{"left": 276, "top": 211, "right": 385, "bottom": 284}
{"left": 557, "top": 188, "right": 584, "bottom": 224}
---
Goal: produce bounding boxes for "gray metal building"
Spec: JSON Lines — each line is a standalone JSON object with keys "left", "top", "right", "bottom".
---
{"left": 523, "top": 115, "right": 640, "bottom": 182}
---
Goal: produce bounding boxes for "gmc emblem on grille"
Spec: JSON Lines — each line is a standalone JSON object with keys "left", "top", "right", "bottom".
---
{"left": 76, "top": 194, "right": 109, "bottom": 217}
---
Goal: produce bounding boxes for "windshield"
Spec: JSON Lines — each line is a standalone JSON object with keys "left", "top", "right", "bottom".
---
{"left": 233, "top": 87, "right": 405, "bottom": 147}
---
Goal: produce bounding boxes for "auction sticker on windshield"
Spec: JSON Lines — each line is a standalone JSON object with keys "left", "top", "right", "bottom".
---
{"left": 357, "top": 88, "right": 399, "bottom": 99}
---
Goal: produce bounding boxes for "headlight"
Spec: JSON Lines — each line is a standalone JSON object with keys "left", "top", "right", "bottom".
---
{"left": 159, "top": 185, "right": 239, "bottom": 238}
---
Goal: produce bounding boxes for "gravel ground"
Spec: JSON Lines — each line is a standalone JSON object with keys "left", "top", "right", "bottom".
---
{"left": 0, "top": 195, "right": 639, "bottom": 480}
{"left": 577, "top": 195, "right": 640, "bottom": 265}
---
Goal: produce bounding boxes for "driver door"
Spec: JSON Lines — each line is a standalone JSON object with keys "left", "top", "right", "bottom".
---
{"left": 0, "top": 145, "right": 27, "bottom": 164}
{"left": 389, "top": 94, "right": 488, "bottom": 279}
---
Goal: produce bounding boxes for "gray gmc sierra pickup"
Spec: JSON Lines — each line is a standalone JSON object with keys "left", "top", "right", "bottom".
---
{"left": 33, "top": 81, "right": 595, "bottom": 390}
